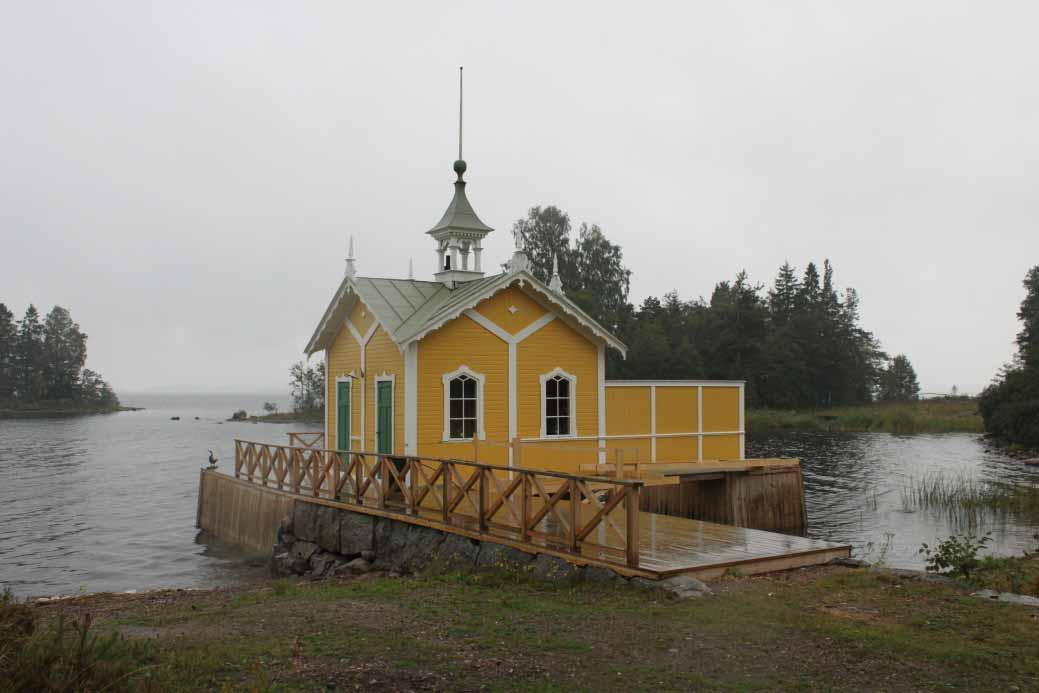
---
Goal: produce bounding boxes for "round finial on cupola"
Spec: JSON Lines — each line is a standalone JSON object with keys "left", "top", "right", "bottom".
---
{"left": 453, "top": 159, "right": 467, "bottom": 180}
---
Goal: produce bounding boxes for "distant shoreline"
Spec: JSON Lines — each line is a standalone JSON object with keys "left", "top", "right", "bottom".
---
{"left": 746, "top": 398, "right": 983, "bottom": 434}
{"left": 0, "top": 403, "right": 142, "bottom": 420}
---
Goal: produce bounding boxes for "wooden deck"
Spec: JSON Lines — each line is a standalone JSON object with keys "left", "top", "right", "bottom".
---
{"left": 229, "top": 441, "right": 849, "bottom": 580}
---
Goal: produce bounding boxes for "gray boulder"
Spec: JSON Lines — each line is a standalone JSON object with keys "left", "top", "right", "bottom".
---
{"left": 293, "top": 503, "right": 320, "bottom": 543}
{"left": 397, "top": 526, "right": 446, "bottom": 573}
{"left": 339, "top": 512, "right": 374, "bottom": 556}
{"left": 337, "top": 557, "right": 372, "bottom": 575}
{"left": 973, "top": 589, "right": 1039, "bottom": 608}
{"left": 430, "top": 534, "right": 480, "bottom": 572}
{"left": 530, "top": 554, "right": 580, "bottom": 582}
{"left": 290, "top": 540, "right": 319, "bottom": 562}
{"left": 474, "top": 542, "right": 535, "bottom": 572}
{"left": 309, "top": 551, "right": 337, "bottom": 577}
{"left": 632, "top": 574, "right": 712, "bottom": 598}
{"left": 315, "top": 506, "right": 341, "bottom": 552}
{"left": 581, "top": 565, "right": 627, "bottom": 585}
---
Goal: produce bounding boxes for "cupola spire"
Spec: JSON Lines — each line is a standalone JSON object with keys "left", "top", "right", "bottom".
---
{"left": 428, "top": 66, "right": 493, "bottom": 288}
{"left": 345, "top": 235, "right": 356, "bottom": 279}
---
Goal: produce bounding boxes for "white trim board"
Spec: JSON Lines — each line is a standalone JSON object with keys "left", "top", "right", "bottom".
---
{"left": 441, "top": 365, "right": 487, "bottom": 441}
{"left": 539, "top": 366, "right": 578, "bottom": 439}
{"left": 605, "top": 380, "right": 745, "bottom": 387}
{"left": 405, "top": 342, "right": 418, "bottom": 455}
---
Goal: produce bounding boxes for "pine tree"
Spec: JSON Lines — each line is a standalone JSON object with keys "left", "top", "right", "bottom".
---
{"left": 0, "top": 303, "right": 15, "bottom": 400}
{"left": 43, "top": 306, "right": 88, "bottom": 400}
{"left": 878, "top": 355, "right": 920, "bottom": 401}
{"left": 14, "top": 305, "right": 45, "bottom": 401}
{"left": 1015, "top": 265, "right": 1039, "bottom": 368}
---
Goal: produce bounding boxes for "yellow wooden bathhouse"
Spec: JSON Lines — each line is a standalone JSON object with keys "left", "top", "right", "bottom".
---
{"left": 303, "top": 155, "right": 745, "bottom": 476}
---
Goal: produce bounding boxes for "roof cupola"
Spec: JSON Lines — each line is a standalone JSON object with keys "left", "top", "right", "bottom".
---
{"left": 428, "top": 67, "right": 493, "bottom": 288}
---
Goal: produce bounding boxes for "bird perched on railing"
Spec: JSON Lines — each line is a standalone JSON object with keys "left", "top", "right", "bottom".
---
{"left": 207, "top": 450, "right": 219, "bottom": 468}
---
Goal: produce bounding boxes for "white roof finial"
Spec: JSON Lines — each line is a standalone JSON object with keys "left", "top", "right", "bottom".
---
{"left": 345, "top": 235, "right": 357, "bottom": 279}
{"left": 507, "top": 233, "right": 530, "bottom": 274}
{"left": 408, "top": 257, "right": 414, "bottom": 280}
{"left": 549, "top": 253, "right": 563, "bottom": 293}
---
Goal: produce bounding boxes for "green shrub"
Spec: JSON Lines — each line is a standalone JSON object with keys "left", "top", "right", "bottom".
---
{"left": 919, "top": 533, "right": 992, "bottom": 578}
{"left": 0, "top": 589, "right": 154, "bottom": 691}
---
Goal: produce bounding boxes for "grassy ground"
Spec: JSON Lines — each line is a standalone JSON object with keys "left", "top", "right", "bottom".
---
{"left": 747, "top": 398, "right": 983, "bottom": 434}
{"left": 14, "top": 565, "right": 1039, "bottom": 691}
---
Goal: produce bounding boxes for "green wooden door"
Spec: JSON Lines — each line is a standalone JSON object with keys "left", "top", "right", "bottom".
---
{"left": 376, "top": 381, "right": 393, "bottom": 454}
{"left": 336, "top": 381, "right": 351, "bottom": 451}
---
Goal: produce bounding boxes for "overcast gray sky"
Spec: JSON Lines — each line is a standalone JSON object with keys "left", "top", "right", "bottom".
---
{"left": 2, "top": 1, "right": 1037, "bottom": 396}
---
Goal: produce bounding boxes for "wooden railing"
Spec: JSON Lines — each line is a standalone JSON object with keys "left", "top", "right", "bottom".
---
{"left": 288, "top": 431, "right": 324, "bottom": 449}
{"left": 234, "top": 439, "right": 644, "bottom": 569}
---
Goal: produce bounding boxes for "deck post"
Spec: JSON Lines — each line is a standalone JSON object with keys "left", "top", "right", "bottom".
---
{"left": 478, "top": 468, "right": 488, "bottom": 532}
{"left": 379, "top": 456, "right": 389, "bottom": 509}
{"left": 355, "top": 454, "right": 363, "bottom": 505}
{"left": 442, "top": 462, "right": 451, "bottom": 525}
{"left": 569, "top": 478, "right": 579, "bottom": 552}
{"left": 234, "top": 441, "right": 242, "bottom": 478}
{"left": 626, "top": 484, "right": 641, "bottom": 568}
{"left": 520, "top": 473, "right": 530, "bottom": 542}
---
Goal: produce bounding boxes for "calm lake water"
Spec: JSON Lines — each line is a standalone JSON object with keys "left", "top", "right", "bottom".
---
{"left": 1, "top": 395, "right": 1037, "bottom": 596}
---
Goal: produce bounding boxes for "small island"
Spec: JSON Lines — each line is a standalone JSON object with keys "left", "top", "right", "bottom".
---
{"left": 0, "top": 303, "right": 123, "bottom": 419}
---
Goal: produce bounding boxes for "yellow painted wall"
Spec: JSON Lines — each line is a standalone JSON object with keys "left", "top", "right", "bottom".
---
{"left": 604, "top": 387, "right": 652, "bottom": 465}
{"left": 517, "top": 318, "right": 599, "bottom": 472}
{"left": 702, "top": 387, "right": 740, "bottom": 432}
{"left": 473, "top": 287, "right": 548, "bottom": 335}
{"left": 416, "top": 313, "right": 509, "bottom": 466}
{"left": 326, "top": 318, "right": 362, "bottom": 452}
{"left": 655, "top": 387, "right": 698, "bottom": 463}
{"left": 364, "top": 325, "right": 405, "bottom": 456}
{"left": 703, "top": 435, "right": 740, "bottom": 460}
{"left": 349, "top": 299, "right": 374, "bottom": 338}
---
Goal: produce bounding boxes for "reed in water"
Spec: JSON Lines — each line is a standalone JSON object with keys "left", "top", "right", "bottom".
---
{"left": 901, "top": 472, "right": 1039, "bottom": 527}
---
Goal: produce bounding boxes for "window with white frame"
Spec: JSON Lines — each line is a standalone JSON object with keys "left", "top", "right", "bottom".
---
{"left": 442, "top": 366, "right": 485, "bottom": 441}
{"left": 540, "top": 368, "right": 576, "bottom": 437}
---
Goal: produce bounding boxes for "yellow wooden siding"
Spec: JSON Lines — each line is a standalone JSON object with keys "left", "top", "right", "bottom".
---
{"left": 416, "top": 313, "right": 509, "bottom": 466}
{"left": 473, "top": 287, "right": 547, "bottom": 335}
{"left": 325, "top": 323, "right": 361, "bottom": 452}
{"left": 655, "top": 387, "right": 698, "bottom": 462}
{"left": 364, "top": 325, "right": 405, "bottom": 456}
{"left": 349, "top": 299, "right": 374, "bottom": 337}
{"left": 604, "top": 387, "right": 652, "bottom": 464}
{"left": 703, "top": 435, "right": 740, "bottom": 460}
{"left": 702, "top": 387, "right": 740, "bottom": 432}
{"left": 515, "top": 318, "right": 599, "bottom": 472}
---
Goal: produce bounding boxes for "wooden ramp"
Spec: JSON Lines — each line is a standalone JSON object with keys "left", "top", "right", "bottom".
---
{"left": 225, "top": 441, "right": 850, "bottom": 580}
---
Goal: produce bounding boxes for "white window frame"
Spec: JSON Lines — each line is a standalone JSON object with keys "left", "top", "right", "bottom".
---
{"left": 334, "top": 373, "right": 355, "bottom": 451}
{"left": 442, "top": 365, "right": 486, "bottom": 441}
{"left": 539, "top": 367, "right": 577, "bottom": 438}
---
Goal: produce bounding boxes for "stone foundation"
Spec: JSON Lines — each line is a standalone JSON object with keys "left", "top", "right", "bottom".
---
{"left": 269, "top": 500, "right": 711, "bottom": 598}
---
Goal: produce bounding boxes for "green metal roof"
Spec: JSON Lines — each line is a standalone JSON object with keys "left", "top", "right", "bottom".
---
{"left": 427, "top": 165, "right": 493, "bottom": 236}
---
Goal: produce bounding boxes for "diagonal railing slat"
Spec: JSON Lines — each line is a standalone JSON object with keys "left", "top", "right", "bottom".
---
{"left": 233, "top": 439, "right": 644, "bottom": 569}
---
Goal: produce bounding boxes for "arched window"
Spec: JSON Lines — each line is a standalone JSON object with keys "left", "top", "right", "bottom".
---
{"left": 442, "top": 366, "right": 485, "bottom": 441}
{"left": 540, "top": 368, "right": 577, "bottom": 438}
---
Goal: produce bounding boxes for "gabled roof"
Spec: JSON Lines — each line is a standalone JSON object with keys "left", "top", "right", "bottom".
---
{"left": 304, "top": 270, "right": 627, "bottom": 357}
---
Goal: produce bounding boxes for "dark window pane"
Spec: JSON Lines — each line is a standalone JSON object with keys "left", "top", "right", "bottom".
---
{"left": 450, "top": 378, "right": 463, "bottom": 398}
{"left": 558, "top": 398, "right": 569, "bottom": 416}
{"left": 558, "top": 416, "right": 569, "bottom": 435}
{"left": 463, "top": 400, "right": 476, "bottom": 418}
{"left": 557, "top": 378, "right": 569, "bottom": 397}
{"left": 546, "top": 417, "right": 558, "bottom": 436}
{"left": 462, "top": 420, "right": 475, "bottom": 438}
{"left": 450, "top": 419, "right": 464, "bottom": 439}
{"left": 450, "top": 400, "right": 463, "bottom": 418}
{"left": 546, "top": 378, "right": 557, "bottom": 398}
{"left": 546, "top": 399, "right": 557, "bottom": 417}
{"left": 463, "top": 378, "right": 476, "bottom": 398}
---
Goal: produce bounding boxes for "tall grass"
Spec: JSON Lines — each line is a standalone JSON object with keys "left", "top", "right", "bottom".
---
{"left": 747, "top": 398, "right": 983, "bottom": 434}
{"left": 901, "top": 472, "right": 1039, "bottom": 528}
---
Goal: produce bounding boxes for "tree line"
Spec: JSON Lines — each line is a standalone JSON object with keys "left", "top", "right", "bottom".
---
{"left": 978, "top": 266, "right": 1039, "bottom": 447}
{"left": 0, "top": 303, "right": 118, "bottom": 407}
{"left": 513, "top": 206, "right": 919, "bottom": 409}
